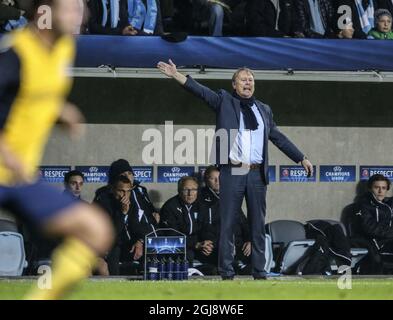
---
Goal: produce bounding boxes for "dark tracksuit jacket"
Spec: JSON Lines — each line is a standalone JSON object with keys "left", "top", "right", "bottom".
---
{"left": 358, "top": 193, "right": 393, "bottom": 249}
{"left": 94, "top": 190, "right": 158, "bottom": 274}
{"left": 198, "top": 187, "right": 251, "bottom": 260}
{"left": 94, "top": 182, "right": 159, "bottom": 228}
{"left": 353, "top": 193, "right": 393, "bottom": 273}
{"left": 160, "top": 195, "right": 200, "bottom": 262}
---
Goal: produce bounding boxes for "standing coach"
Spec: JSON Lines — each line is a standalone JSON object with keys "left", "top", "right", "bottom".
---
{"left": 157, "top": 60, "right": 313, "bottom": 280}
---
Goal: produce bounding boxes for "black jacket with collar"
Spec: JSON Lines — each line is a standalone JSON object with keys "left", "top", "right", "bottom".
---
{"left": 245, "top": 0, "right": 296, "bottom": 37}
{"left": 88, "top": 0, "right": 129, "bottom": 35}
{"left": 160, "top": 195, "right": 200, "bottom": 250}
{"left": 198, "top": 187, "right": 251, "bottom": 248}
{"left": 94, "top": 189, "right": 157, "bottom": 248}
{"left": 94, "top": 182, "right": 158, "bottom": 216}
{"left": 358, "top": 192, "right": 393, "bottom": 246}
{"left": 88, "top": 0, "right": 164, "bottom": 35}
{"left": 295, "top": 0, "right": 335, "bottom": 38}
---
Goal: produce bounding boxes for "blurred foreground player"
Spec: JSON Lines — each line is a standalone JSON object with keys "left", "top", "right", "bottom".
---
{"left": 0, "top": 0, "right": 113, "bottom": 299}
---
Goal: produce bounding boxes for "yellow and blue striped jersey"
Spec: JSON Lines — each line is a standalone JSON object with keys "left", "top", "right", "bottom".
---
{"left": 0, "top": 27, "right": 75, "bottom": 185}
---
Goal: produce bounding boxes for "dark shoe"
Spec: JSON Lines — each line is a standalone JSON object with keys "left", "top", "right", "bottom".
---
{"left": 222, "top": 275, "right": 234, "bottom": 280}
{"left": 253, "top": 275, "right": 267, "bottom": 280}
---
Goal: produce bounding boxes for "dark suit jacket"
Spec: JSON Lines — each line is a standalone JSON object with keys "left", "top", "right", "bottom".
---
{"left": 245, "top": 0, "right": 296, "bottom": 37}
{"left": 88, "top": 0, "right": 130, "bottom": 35}
{"left": 183, "top": 76, "right": 304, "bottom": 185}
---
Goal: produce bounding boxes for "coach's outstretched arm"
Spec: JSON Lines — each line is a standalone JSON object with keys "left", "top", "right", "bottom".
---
{"left": 157, "top": 59, "right": 221, "bottom": 110}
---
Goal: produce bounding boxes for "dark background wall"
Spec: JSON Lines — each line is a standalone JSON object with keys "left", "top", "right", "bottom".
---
{"left": 70, "top": 78, "right": 393, "bottom": 127}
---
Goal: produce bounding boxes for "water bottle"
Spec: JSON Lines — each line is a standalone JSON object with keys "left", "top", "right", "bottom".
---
{"left": 181, "top": 257, "right": 189, "bottom": 280}
{"left": 161, "top": 257, "right": 167, "bottom": 279}
{"left": 166, "top": 257, "right": 174, "bottom": 280}
{"left": 146, "top": 257, "right": 152, "bottom": 280}
{"left": 149, "top": 257, "right": 158, "bottom": 280}
{"left": 158, "top": 257, "right": 165, "bottom": 280}
{"left": 174, "top": 257, "right": 182, "bottom": 280}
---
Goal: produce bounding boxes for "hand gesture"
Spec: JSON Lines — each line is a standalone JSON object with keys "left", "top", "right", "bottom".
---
{"left": 157, "top": 59, "right": 178, "bottom": 78}
{"left": 120, "top": 194, "right": 130, "bottom": 214}
{"left": 152, "top": 212, "right": 160, "bottom": 224}
{"left": 130, "top": 240, "right": 144, "bottom": 260}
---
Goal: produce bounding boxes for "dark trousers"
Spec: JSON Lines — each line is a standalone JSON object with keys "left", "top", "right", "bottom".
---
{"left": 106, "top": 245, "right": 121, "bottom": 275}
{"left": 218, "top": 165, "right": 267, "bottom": 278}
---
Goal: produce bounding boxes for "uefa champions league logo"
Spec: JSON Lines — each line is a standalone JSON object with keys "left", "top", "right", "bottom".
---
{"left": 333, "top": 166, "right": 342, "bottom": 172}
{"left": 89, "top": 167, "right": 99, "bottom": 173}
{"left": 171, "top": 167, "right": 181, "bottom": 174}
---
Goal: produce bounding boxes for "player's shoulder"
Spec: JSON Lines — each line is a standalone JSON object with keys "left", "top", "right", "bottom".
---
{"left": 0, "top": 34, "right": 15, "bottom": 55}
{"left": 0, "top": 35, "right": 20, "bottom": 68}
{"left": 162, "top": 195, "right": 179, "bottom": 208}
{"left": 136, "top": 184, "right": 147, "bottom": 192}
{"left": 57, "top": 35, "right": 76, "bottom": 57}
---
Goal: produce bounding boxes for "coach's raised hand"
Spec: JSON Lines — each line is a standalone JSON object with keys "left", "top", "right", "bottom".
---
{"left": 157, "top": 59, "right": 187, "bottom": 85}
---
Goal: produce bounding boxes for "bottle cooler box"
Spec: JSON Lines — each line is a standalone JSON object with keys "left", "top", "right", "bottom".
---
{"left": 144, "top": 229, "right": 188, "bottom": 281}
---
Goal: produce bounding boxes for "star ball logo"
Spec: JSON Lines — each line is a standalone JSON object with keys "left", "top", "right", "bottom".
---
{"left": 333, "top": 166, "right": 342, "bottom": 172}
{"left": 282, "top": 169, "right": 289, "bottom": 177}
{"left": 75, "top": 166, "right": 109, "bottom": 183}
{"left": 158, "top": 166, "right": 195, "bottom": 183}
{"left": 362, "top": 169, "right": 370, "bottom": 179}
{"left": 172, "top": 167, "right": 181, "bottom": 173}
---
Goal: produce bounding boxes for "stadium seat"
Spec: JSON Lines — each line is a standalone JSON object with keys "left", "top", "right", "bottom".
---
{"left": 0, "top": 232, "right": 27, "bottom": 276}
{"left": 306, "top": 219, "right": 368, "bottom": 271}
{"left": 266, "top": 220, "right": 315, "bottom": 274}
{"left": 341, "top": 203, "right": 363, "bottom": 238}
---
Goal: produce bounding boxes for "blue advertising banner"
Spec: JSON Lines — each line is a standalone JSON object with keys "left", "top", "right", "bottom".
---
{"left": 75, "top": 166, "right": 110, "bottom": 183}
{"left": 39, "top": 166, "right": 71, "bottom": 183}
{"left": 279, "top": 165, "right": 317, "bottom": 182}
{"left": 360, "top": 166, "right": 393, "bottom": 181}
{"left": 198, "top": 165, "right": 276, "bottom": 181}
{"left": 133, "top": 166, "right": 154, "bottom": 183}
{"left": 320, "top": 165, "right": 356, "bottom": 182}
{"left": 157, "top": 166, "right": 195, "bottom": 183}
